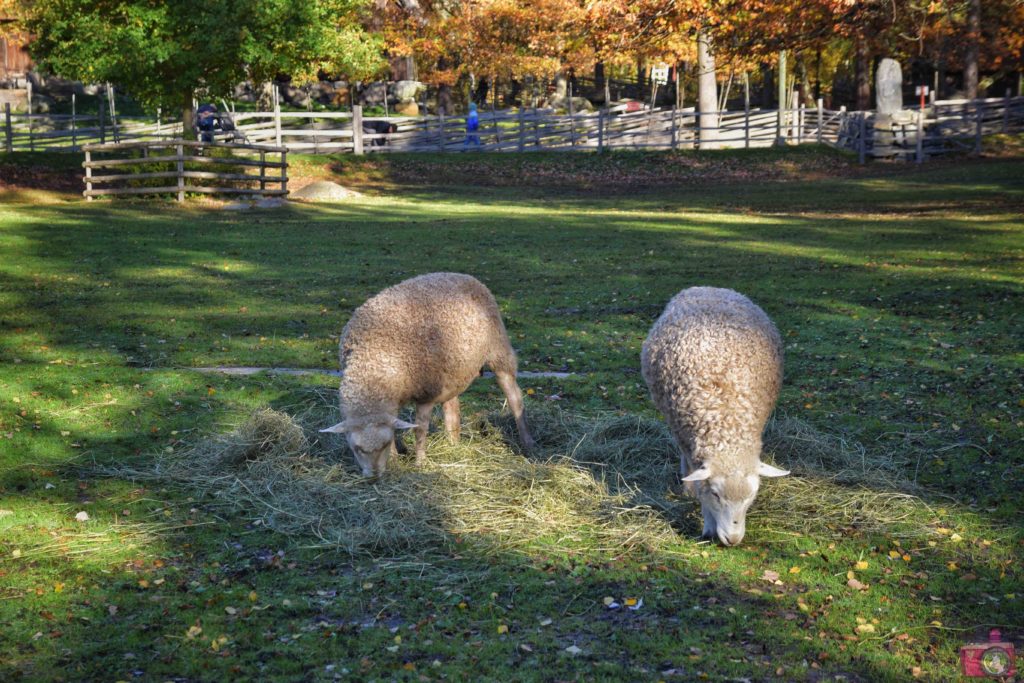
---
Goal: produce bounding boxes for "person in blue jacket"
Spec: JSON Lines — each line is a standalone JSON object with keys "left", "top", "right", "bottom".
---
{"left": 464, "top": 102, "right": 480, "bottom": 148}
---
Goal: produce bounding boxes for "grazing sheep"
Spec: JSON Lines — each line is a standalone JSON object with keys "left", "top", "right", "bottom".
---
{"left": 321, "top": 272, "right": 535, "bottom": 476}
{"left": 641, "top": 286, "right": 789, "bottom": 546}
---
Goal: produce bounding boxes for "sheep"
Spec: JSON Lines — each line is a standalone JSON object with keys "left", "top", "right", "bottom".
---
{"left": 641, "top": 286, "right": 789, "bottom": 546}
{"left": 320, "top": 272, "right": 535, "bottom": 476}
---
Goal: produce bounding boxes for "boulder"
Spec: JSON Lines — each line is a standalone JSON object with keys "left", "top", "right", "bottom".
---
{"left": 394, "top": 101, "right": 419, "bottom": 117}
{"left": 359, "top": 82, "right": 388, "bottom": 106}
{"left": 290, "top": 181, "right": 362, "bottom": 202}
{"left": 392, "top": 80, "right": 425, "bottom": 103}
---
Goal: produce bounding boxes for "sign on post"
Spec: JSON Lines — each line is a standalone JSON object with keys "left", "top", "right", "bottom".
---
{"left": 650, "top": 64, "right": 670, "bottom": 86}
{"left": 915, "top": 85, "right": 930, "bottom": 111}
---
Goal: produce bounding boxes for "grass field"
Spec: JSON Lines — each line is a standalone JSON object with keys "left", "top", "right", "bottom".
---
{"left": 1, "top": 148, "right": 1022, "bottom": 681}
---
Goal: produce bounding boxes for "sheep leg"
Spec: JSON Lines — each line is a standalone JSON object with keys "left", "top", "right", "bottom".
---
{"left": 494, "top": 370, "right": 535, "bottom": 452}
{"left": 442, "top": 397, "right": 461, "bottom": 443}
{"left": 414, "top": 403, "right": 434, "bottom": 465}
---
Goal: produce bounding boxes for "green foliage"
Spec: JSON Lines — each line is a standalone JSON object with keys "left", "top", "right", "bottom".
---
{"left": 25, "top": 0, "right": 386, "bottom": 113}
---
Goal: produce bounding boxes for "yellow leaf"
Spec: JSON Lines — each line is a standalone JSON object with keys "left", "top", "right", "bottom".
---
{"left": 624, "top": 597, "right": 638, "bottom": 606}
{"left": 602, "top": 596, "right": 615, "bottom": 606}
{"left": 929, "top": 620, "right": 943, "bottom": 627}
{"left": 855, "top": 561, "right": 869, "bottom": 570}
{"left": 186, "top": 625, "right": 203, "bottom": 639}
{"left": 947, "top": 562, "right": 958, "bottom": 571}
{"left": 888, "top": 550, "right": 901, "bottom": 559}
{"left": 54, "top": 582, "right": 64, "bottom": 593}
{"left": 789, "top": 566, "right": 801, "bottom": 574}
{"left": 949, "top": 533, "right": 963, "bottom": 542}
{"left": 248, "top": 591, "right": 258, "bottom": 602}
{"left": 902, "top": 554, "right": 911, "bottom": 562}
{"left": 856, "top": 623, "right": 876, "bottom": 634}
{"left": 497, "top": 624, "right": 509, "bottom": 634}
{"left": 137, "top": 580, "right": 149, "bottom": 589}
{"left": 394, "top": 635, "right": 402, "bottom": 644}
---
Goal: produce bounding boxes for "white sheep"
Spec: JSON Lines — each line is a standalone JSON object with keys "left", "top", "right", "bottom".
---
{"left": 320, "top": 272, "right": 534, "bottom": 476}
{"left": 641, "top": 286, "right": 789, "bottom": 546}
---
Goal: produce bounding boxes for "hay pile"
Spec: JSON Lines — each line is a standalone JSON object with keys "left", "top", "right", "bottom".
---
{"left": 127, "top": 388, "right": 937, "bottom": 558}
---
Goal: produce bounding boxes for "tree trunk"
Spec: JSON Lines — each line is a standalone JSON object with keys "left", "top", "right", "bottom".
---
{"left": 697, "top": 28, "right": 720, "bottom": 148}
{"left": 595, "top": 62, "right": 607, "bottom": 104}
{"left": 181, "top": 89, "right": 195, "bottom": 140}
{"left": 855, "top": 37, "right": 871, "bottom": 110}
{"left": 760, "top": 62, "right": 774, "bottom": 108}
{"left": 964, "top": 0, "right": 981, "bottom": 98}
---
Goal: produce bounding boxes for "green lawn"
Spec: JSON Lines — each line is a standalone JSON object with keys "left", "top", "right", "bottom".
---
{"left": 0, "top": 149, "right": 1022, "bottom": 681}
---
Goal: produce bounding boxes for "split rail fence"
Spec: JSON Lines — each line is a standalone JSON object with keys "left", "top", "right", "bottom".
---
{"left": 82, "top": 140, "right": 287, "bottom": 201}
{"left": 6, "top": 95, "right": 1024, "bottom": 163}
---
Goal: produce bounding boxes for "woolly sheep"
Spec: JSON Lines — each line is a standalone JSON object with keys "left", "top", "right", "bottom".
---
{"left": 321, "top": 272, "right": 535, "bottom": 476}
{"left": 641, "top": 286, "right": 789, "bottom": 546}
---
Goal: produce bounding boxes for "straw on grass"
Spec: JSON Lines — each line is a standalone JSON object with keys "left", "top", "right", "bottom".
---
{"left": 113, "top": 387, "right": 946, "bottom": 558}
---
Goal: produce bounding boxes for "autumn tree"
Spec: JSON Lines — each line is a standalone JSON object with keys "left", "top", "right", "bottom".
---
{"left": 23, "top": 0, "right": 385, "bottom": 134}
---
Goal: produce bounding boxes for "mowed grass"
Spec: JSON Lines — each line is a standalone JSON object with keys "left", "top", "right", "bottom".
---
{"left": 0, "top": 148, "right": 1022, "bottom": 681}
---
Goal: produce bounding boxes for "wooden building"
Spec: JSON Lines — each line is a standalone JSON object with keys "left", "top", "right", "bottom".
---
{"left": 1, "top": 18, "right": 33, "bottom": 82}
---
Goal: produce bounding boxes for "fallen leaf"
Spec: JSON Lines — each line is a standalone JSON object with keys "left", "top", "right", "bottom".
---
{"left": 847, "top": 578, "right": 868, "bottom": 591}
{"left": 497, "top": 624, "right": 508, "bottom": 634}
{"left": 75, "top": 511, "right": 90, "bottom": 522}
{"left": 855, "top": 623, "right": 876, "bottom": 634}
{"left": 761, "top": 570, "right": 780, "bottom": 582}
{"left": 855, "top": 561, "right": 869, "bottom": 570}
{"left": 565, "top": 645, "right": 582, "bottom": 655}
{"left": 186, "top": 625, "right": 203, "bottom": 639}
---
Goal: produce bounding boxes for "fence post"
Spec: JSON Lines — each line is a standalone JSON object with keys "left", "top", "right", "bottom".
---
{"left": 353, "top": 105, "right": 364, "bottom": 155}
{"left": 533, "top": 106, "right": 540, "bottom": 147}
{"left": 99, "top": 99, "right": 106, "bottom": 145}
{"left": 858, "top": 113, "right": 867, "bottom": 164}
{"left": 816, "top": 98, "right": 823, "bottom": 145}
{"left": 568, "top": 96, "right": 576, "bottom": 147}
{"left": 974, "top": 104, "right": 983, "bottom": 154}
{"left": 176, "top": 143, "right": 185, "bottom": 202}
{"left": 84, "top": 149, "right": 93, "bottom": 200}
{"left": 695, "top": 109, "right": 701, "bottom": 149}
{"left": 4, "top": 103, "right": 11, "bottom": 153}
{"left": 915, "top": 110, "right": 924, "bottom": 164}
{"left": 598, "top": 108, "right": 605, "bottom": 152}
{"left": 280, "top": 149, "right": 288, "bottom": 195}
{"left": 517, "top": 107, "right": 525, "bottom": 153}
{"left": 259, "top": 150, "right": 267, "bottom": 195}
{"left": 670, "top": 106, "right": 677, "bottom": 151}
{"left": 1003, "top": 88, "right": 1011, "bottom": 132}
{"left": 71, "top": 93, "right": 77, "bottom": 151}
{"left": 437, "top": 110, "right": 445, "bottom": 152}
{"left": 274, "top": 86, "right": 282, "bottom": 148}
{"left": 744, "top": 98, "right": 750, "bottom": 149}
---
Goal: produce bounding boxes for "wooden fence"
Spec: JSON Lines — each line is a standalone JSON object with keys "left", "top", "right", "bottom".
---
{"left": 8, "top": 95, "right": 1024, "bottom": 162}
{"left": 82, "top": 140, "right": 287, "bottom": 201}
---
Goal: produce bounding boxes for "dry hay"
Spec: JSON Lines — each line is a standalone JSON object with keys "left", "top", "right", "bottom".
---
{"left": 120, "top": 388, "right": 940, "bottom": 558}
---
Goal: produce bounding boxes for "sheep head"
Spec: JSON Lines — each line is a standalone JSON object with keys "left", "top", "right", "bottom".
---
{"left": 682, "top": 460, "right": 789, "bottom": 546}
{"left": 320, "top": 417, "right": 416, "bottom": 477}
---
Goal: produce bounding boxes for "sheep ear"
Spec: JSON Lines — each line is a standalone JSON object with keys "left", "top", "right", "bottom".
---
{"left": 319, "top": 421, "right": 349, "bottom": 434}
{"left": 681, "top": 464, "right": 712, "bottom": 482}
{"left": 392, "top": 418, "right": 417, "bottom": 430}
{"left": 758, "top": 461, "right": 790, "bottom": 478}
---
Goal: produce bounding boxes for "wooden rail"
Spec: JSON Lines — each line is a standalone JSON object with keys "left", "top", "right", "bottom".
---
{"left": 82, "top": 140, "right": 288, "bottom": 202}
{"left": 7, "top": 94, "right": 1023, "bottom": 164}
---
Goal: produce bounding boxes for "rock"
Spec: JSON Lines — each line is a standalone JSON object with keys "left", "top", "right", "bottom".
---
{"left": 0, "top": 89, "right": 29, "bottom": 113}
{"left": 290, "top": 181, "right": 362, "bottom": 202}
{"left": 876, "top": 58, "right": 903, "bottom": 114}
{"left": 394, "top": 101, "right": 419, "bottom": 117}
{"left": 254, "top": 197, "right": 287, "bottom": 209}
{"left": 360, "top": 82, "right": 387, "bottom": 106}
{"left": 392, "top": 80, "right": 425, "bottom": 103}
